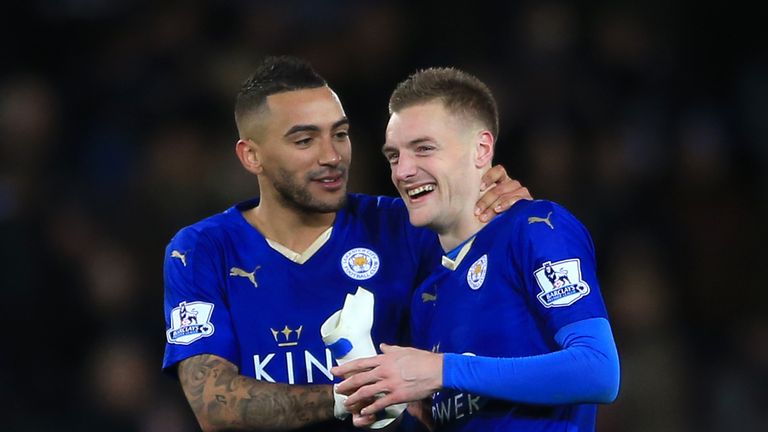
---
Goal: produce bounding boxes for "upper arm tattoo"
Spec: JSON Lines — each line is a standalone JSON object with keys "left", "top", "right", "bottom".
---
{"left": 178, "top": 354, "right": 334, "bottom": 431}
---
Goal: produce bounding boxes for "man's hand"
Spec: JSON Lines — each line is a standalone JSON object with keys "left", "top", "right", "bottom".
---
{"left": 476, "top": 165, "right": 532, "bottom": 222}
{"left": 331, "top": 344, "right": 443, "bottom": 424}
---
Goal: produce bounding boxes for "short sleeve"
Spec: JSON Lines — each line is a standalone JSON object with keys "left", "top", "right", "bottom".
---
{"left": 514, "top": 201, "right": 608, "bottom": 336}
{"left": 162, "top": 226, "right": 239, "bottom": 373}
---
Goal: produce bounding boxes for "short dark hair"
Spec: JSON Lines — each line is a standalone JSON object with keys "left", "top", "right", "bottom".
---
{"left": 389, "top": 67, "right": 499, "bottom": 138}
{"left": 235, "top": 56, "right": 327, "bottom": 135}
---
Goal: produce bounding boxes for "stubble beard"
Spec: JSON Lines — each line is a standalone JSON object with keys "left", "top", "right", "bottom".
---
{"left": 272, "top": 167, "right": 347, "bottom": 214}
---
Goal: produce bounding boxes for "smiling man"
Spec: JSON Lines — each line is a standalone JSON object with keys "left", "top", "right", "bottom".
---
{"left": 383, "top": 96, "right": 497, "bottom": 250}
{"left": 161, "top": 57, "right": 532, "bottom": 432}
{"left": 334, "top": 68, "right": 620, "bottom": 431}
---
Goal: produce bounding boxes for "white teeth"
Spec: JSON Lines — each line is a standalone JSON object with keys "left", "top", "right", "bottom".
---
{"left": 407, "top": 184, "right": 435, "bottom": 197}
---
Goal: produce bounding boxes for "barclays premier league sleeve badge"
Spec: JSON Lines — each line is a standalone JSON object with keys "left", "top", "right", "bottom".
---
{"left": 166, "top": 301, "right": 215, "bottom": 344}
{"left": 533, "top": 259, "right": 590, "bottom": 307}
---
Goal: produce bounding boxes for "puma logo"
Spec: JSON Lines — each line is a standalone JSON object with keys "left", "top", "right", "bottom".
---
{"left": 528, "top": 211, "right": 554, "bottom": 229}
{"left": 421, "top": 292, "right": 437, "bottom": 303}
{"left": 229, "top": 266, "right": 261, "bottom": 288}
{"left": 171, "top": 250, "right": 187, "bottom": 266}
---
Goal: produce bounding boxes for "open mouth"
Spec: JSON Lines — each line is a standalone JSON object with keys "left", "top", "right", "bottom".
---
{"left": 406, "top": 184, "right": 436, "bottom": 200}
{"left": 314, "top": 173, "right": 345, "bottom": 189}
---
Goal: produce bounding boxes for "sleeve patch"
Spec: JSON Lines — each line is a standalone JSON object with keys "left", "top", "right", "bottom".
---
{"left": 533, "top": 259, "right": 590, "bottom": 308}
{"left": 166, "top": 301, "right": 215, "bottom": 345}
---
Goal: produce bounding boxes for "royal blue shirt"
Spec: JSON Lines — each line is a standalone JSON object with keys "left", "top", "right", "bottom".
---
{"left": 163, "top": 194, "right": 439, "bottom": 431}
{"left": 411, "top": 200, "right": 616, "bottom": 431}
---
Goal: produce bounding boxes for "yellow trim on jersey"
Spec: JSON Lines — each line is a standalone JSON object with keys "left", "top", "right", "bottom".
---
{"left": 441, "top": 237, "right": 476, "bottom": 271}
{"left": 266, "top": 227, "right": 333, "bottom": 264}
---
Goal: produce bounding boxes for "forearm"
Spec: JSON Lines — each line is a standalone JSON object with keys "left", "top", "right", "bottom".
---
{"left": 179, "top": 354, "right": 335, "bottom": 431}
{"left": 443, "top": 318, "right": 620, "bottom": 405}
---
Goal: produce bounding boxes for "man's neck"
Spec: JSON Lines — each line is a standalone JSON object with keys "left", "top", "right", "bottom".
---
{"left": 437, "top": 209, "right": 488, "bottom": 252}
{"left": 244, "top": 199, "right": 337, "bottom": 253}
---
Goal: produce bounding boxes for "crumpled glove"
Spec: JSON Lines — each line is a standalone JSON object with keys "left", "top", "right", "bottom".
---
{"left": 321, "top": 287, "right": 406, "bottom": 428}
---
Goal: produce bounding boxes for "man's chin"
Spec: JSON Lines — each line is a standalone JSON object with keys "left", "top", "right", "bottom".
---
{"left": 310, "top": 194, "right": 348, "bottom": 213}
{"left": 407, "top": 210, "right": 433, "bottom": 228}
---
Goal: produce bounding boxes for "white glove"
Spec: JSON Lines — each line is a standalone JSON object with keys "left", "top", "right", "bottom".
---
{"left": 333, "top": 384, "right": 350, "bottom": 420}
{"left": 321, "top": 287, "right": 406, "bottom": 428}
{"left": 321, "top": 287, "right": 376, "bottom": 364}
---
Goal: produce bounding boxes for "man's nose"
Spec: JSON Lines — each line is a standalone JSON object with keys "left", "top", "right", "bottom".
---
{"left": 318, "top": 137, "right": 341, "bottom": 166}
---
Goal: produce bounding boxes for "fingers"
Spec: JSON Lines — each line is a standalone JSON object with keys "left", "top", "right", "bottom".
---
{"left": 358, "top": 393, "right": 399, "bottom": 417}
{"left": 335, "top": 370, "right": 379, "bottom": 395}
{"left": 352, "top": 412, "right": 377, "bottom": 428}
{"left": 480, "top": 164, "right": 510, "bottom": 191}
{"left": 379, "top": 343, "right": 403, "bottom": 353}
{"left": 474, "top": 184, "right": 500, "bottom": 220}
{"left": 345, "top": 392, "right": 387, "bottom": 425}
{"left": 344, "top": 379, "right": 390, "bottom": 406}
{"left": 493, "top": 185, "right": 531, "bottom": 210}
{"left": 475, "top": 179, "right": 532, "bottom": 222}
{"left": 331, "top": 356, "right": 380, "bottom": 378}
{"left": 476, "top": 182, "right": 508, "bottom": 221}
{"left": 485, "top": 186, "right": 531, "bottom": 216}
{"left": 345, "top": 396, "right": 377, "bottom": 417}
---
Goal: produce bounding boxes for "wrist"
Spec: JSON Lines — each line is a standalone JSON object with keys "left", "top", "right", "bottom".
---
{"left": 433, "top": 352, "right": 444, "bottom": 392}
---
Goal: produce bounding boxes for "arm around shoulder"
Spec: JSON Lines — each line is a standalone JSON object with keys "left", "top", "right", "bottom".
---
{"left": 177, "top": 353, "right": 336, "bottom": 431}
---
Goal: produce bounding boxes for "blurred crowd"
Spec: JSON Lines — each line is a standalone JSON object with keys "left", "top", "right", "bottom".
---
{"left": 1, "top": 1, "right": 766, "bottom": 431}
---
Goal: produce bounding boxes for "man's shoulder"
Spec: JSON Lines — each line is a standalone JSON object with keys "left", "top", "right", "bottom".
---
{"left": 345, "top": 193, "right": 407, "bottom": 216}
{"left": 168, "top": 204, "right": 245, "bottom": 247}
{"left": 489, "top": 199, "right": 594, "bottom": 255}
{"left": 498, "top": 199, "right": 580, "bottom": 227}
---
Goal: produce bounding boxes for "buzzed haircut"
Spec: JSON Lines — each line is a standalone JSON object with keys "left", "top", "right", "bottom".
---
{"left": 235, "top": 56, "right": 327, "bottom": 135}
{"left": 389, "top": 67, "right": 499, "bottom": 138}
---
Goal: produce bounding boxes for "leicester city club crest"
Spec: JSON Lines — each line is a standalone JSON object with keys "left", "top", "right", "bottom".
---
{"left": 533, "top": 259, "right": 590, "bottom": 307}
{"left": 166, "top": 301, "right": 215, "bottom": 345}
{"left": 341, "top": 248, "right": 380, "bottom": 280}
{"left": 467, "top": 254, "right": 488, "bottom": 290}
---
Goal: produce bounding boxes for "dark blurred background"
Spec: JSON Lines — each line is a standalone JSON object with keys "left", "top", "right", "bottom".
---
{"left": 1, "top": 0, "right": 766, "bottom": 430}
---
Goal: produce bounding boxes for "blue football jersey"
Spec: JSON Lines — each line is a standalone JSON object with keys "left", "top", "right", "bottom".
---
{"left": 411, "top": 200, "right": 608, "bottom": 431}
{"left": 162, "top": 194, "right": 438, "bottom": 431}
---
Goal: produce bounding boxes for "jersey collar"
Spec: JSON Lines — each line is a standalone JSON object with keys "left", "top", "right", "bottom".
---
{"left": 441, "top": 236, "right": 476, "bottom": 271}
{"left": 265, "top": 227, "right": 333, "bottom": 264}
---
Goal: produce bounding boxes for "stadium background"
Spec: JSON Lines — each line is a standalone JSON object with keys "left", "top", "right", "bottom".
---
{"left": 1, "top": 1, "right": 766, "bottom": 430}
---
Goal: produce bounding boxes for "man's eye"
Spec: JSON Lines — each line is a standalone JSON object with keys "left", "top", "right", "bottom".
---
{"left": 335, "top": 131, "right": 349, "bottom": 139}
{"left": 385, "top": 154, "right": 399, "bottom": 164}
{"left": 416, "top": 145, "right": 434, "bottom": 153}
{"left": 296, "top": 137, "right": 312, "bottom": 145}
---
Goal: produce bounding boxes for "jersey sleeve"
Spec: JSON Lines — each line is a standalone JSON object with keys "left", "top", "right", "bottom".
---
{"left": 162, "top": 226, "right": 239, "bottom": 374}
{"left": 512, "top": 201, "right": 609, "bottom": 336}
{"left": 443, "top": 317, "right": 620, "bottom": 404}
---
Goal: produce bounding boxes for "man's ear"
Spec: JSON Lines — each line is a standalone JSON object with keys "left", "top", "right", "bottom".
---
{"left": 236, "top": 139, "right": 262, "bottom": 175}
{"left": 475, "top": 130, "right": 495, "bottom": 168}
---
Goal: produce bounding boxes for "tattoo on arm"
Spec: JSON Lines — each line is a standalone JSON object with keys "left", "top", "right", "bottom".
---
{"left": 178, "top": 354, "right": 334, "bottom": 431}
